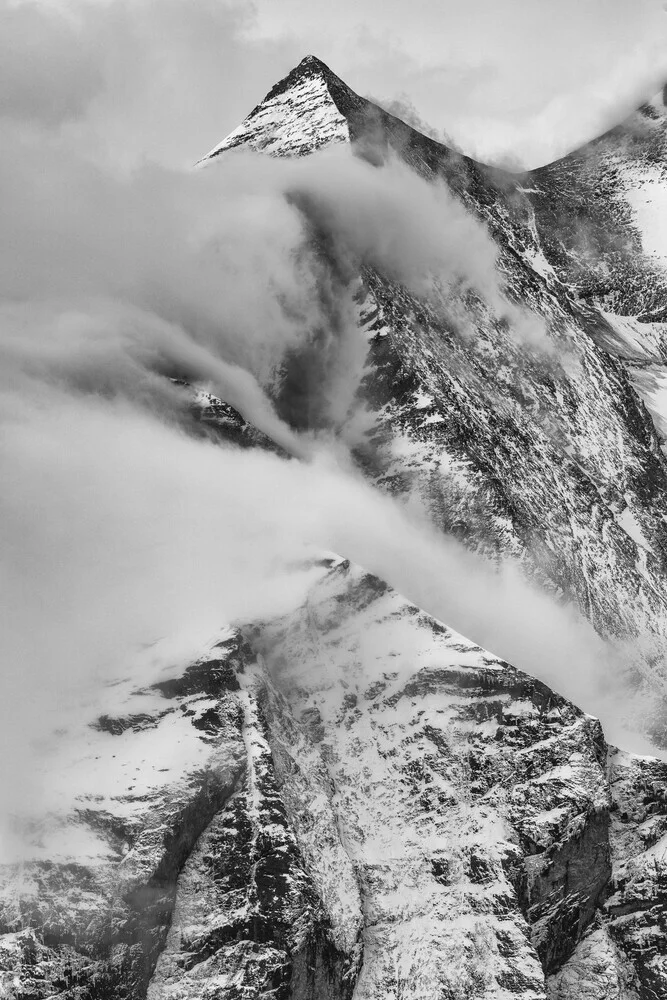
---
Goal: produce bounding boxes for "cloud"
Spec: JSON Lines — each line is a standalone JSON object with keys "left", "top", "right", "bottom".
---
{"left": 0, "top": 0, "right": 659, "bottom": 849}
{"left": 445, "top": 41, "right": 667, "bottom": 169}
{"left": 280, "top": 148, "right": 499, "bottom": 300}
{"left": 6, "top": 0, "right": 666, "bottom": 170}
{"left": 1, "top": 383, "right": 640, "bottom": 834}
{"left": 0, "top": 2, "right": 102, "bottom": 125}
{"left": 245, "top": 0, "right": 667, "bottom": 167}
{"left": 6, "top": 0, "right": 666, "bottom": 171}
{"left": 0, "top": 0, "right": 300, "bottom": 168}
{"left": 0, "top": 100, "right": 544, "bottom": 446}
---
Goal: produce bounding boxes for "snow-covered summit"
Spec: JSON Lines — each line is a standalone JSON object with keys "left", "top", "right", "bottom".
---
{"left": 201, "top": 55, "right": 353, "bottom": 161}
{"left": 199, "top": 53, "right": 470, "bottom": 176}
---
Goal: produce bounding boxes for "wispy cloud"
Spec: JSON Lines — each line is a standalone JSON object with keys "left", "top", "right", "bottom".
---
{"left": 0, "top": 0, "right": 660, "bottom": 838}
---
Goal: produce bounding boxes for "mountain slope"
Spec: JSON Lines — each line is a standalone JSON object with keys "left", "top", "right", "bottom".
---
{"left": 530, "top": 94, "right": 667, "bottom": 322}
{"left": 5, "top": 55, "right": 667, "bottom": 1000}
{"left": 203, "top": 56, "right": 667, "bottom": 736}
{"left": 3, "top": 557, "right": 667, "bottom": 999}
{"left": 528, "top": 94, "right": 667, "bottom": 482}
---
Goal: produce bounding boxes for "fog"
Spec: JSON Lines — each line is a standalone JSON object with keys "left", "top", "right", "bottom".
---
{"left": 1, "top": 0, "right": 665, "bottom": 837}
{"left": 0, "top": 126, "right": 545, "bottom": 447}
{"left": 1, "top": 386, "right": 640, "bottom": 825}
{"left": 0, "top": 133, "right": 651, "bottom": 812}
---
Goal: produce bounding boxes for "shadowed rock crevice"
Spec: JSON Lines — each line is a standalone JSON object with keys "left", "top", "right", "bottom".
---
{"left": 147, "top": 668, "right": 362, "bottom": 1000}
{"left": 521, "top": 808, "right": 612, "bottom": 974}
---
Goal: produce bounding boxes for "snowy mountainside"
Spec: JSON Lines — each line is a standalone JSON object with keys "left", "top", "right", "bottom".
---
{"left": 5, "top": 54, "right": 667, "bottom": 1000}
{"left": 3, "top": 557, "right": 666, "bottom": 998}
{"left": 201, "top": 58, "right": 350, "bottom": 161}
{"left": 204, "top": 56, "right": 667, "bottom": 731}
{"left": 530, "top": 96, "right": 667, "bottom": 322}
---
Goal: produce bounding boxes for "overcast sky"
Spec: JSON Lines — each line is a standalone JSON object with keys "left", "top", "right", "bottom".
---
{"left": 249, "top": 0, "right": 667, "bottom": 165}
{"left": 2, "top": 0, "right": 665, "bottom": 789}
{"left": 5, "top": 0, "right": 666, "bottom": 169}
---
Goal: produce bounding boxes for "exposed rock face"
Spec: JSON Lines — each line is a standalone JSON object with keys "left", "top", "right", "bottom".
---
{"left": 169, "top": 380, "right": 283, "bottom": 454}
{"left": 5, "top": 56, "right": 667, "bottom": 999}
{"left": 527, "top": 95, "right": 667, "bottom": 520}
{"left": 201, "top": 56, "right": 351, "bottom": 161}
{"left": 530, "top": 99, "right": 667, "bottom": 323}
{"left": 0, "top": 632, "right": 249, "bottom": 999}
{"left": 603, "top": 751, "right": 667, "bottom": 995}
{"left": 149, "top": 672, "right": 359, "bottom": 1000}
{"left": 201, "top": 56, "right": 667, "bottom": 724}
{"left": 2, "top": 559, "right": 666, "bottom": 998}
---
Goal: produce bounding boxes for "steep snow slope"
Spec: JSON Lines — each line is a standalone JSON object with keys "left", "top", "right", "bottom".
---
{"left": 3, "top": 557, "right": 666, "bottom": 999}
{"left": 201, "top": 58, "right": 350, "bottom": 161}
{"left": 202, "top": 56, "right": 667, "bottom": 736}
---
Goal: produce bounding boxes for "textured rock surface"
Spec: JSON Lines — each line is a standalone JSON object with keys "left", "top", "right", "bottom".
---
{"left": 201, "top": 56, "right": 667, "bottom": 726}
{"left": 2, "top": 559, "right": 666, "bottom": 997}
{"left": 0, "top": 631, "right": 250, "bottom": 998}
{"left": 201, "top": 56, "right": 350, "bottom": 162}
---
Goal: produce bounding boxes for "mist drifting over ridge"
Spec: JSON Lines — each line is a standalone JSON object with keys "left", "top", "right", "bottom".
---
{"left": 8, "top": 3, "right": 667, "bottom": 997}
{"left": 4, "top": 0, "right": 667, "bottom": 849}
{"left": 1, "top": 123, "right": 633, "bottom": 813}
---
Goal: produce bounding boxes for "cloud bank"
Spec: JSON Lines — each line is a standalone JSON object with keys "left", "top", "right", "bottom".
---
{"left": 0, "top": 0, "right": 661, "bottom": 843}
{"left": 1, "top": 389, "right": 635, "bottom": 829}
{"left": 4, "top": 0, "right": 665, "bottom": 169}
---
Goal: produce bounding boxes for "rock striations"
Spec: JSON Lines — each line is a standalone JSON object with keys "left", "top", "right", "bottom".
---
{"left": 4, "top": 56, "right": 667, "bottom": 999}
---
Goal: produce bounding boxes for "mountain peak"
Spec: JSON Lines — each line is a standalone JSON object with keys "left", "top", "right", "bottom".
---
{"left": 199, "top": 51, "right": 467, "bottom": 176}
{"left": 200, "top": 54, "right": 356, "bottom": 162}
{"left": 263, "top": 54, "right": 341, "bottom": 101}
{"left": 200, "top": 53, "right": 489, "bottom": 205}
{"left": 295, "top": 53, "right": 332, "bottom": 74}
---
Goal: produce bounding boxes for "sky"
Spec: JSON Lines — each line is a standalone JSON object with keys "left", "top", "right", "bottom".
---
{"left": 248, "top": 0, "right": 667, "bottom": 166}
{"left": 10, "top": 0, "right": 667, "bottom": 169}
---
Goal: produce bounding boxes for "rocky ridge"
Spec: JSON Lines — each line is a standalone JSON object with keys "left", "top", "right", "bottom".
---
{"left": 203, "top": 56, "right": 667, "bottom": 726}
{"left": 3, "top": 558, "right": 667, "bottom": 998}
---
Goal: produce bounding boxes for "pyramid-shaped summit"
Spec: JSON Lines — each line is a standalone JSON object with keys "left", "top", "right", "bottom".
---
{"left": 200, "top": 54, "right": 478, "bottom": 187}
{"left": 201, "top": 55, "right": 363, "bottom": 161}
